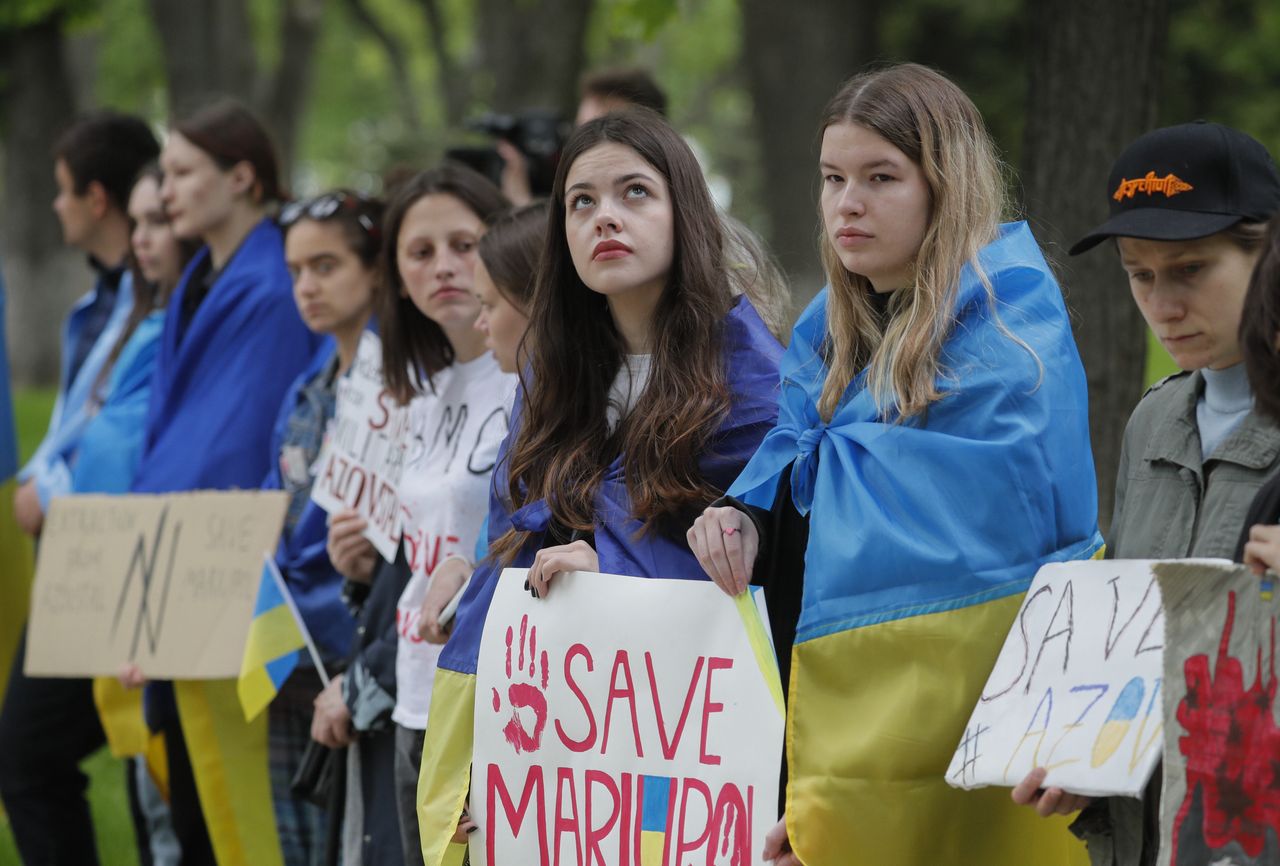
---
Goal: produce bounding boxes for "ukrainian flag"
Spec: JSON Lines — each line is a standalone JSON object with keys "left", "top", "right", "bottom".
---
{"left": 0, "top": 268, "right": 34, "bottom": 709}
{"left": 639, "top": 775, "right": 674, "bottom": 865}
{"left": 238, "top": 557, "right": 306, "bottom": 722}
{"left": 728, "top": 223, "right": 1102, "bottom": 865}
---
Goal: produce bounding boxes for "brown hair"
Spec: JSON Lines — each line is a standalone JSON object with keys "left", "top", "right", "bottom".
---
{"left": 174, "top": 99, "right": 285, "bottom": 205}
{"left": 579, "top": 67, "right": 668, "bottom": 116}
{"left": 54, "top": 110, "right": 159, "bottom": 212}
{"left": 491, "top": 108, "right": 735, "bottom": 562}
{"left": 816, "top": 63, "right": 1018, "bottom": 421}
{"left": 478, "top": 203, "right": 547, "bottom": 311}
{"left": 1240, "top": 216, "right": 1280, "bottom": 423}
{"left": 377, "top": 164, "right": 509, "bottom": 403}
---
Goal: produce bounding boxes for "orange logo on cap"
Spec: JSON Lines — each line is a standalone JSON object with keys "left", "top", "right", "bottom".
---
{"left": 1113, "top": 171, "right": 1194, "bottom": 202}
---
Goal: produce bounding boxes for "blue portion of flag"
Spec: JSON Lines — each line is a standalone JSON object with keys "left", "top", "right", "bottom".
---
{"left": 264, "top": 653, "right": 298, "bottom": 690}
{"left": 641, "top": 775, "right": 671, "bottom": 832}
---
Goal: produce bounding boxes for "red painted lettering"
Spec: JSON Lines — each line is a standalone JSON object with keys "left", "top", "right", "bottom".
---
{"left": 486, "top": 763, "right": 548, "bottom": 866}
{"left": 554, "top": 767, "right": 583, "bottom": 866}
{"left": 700, "top": 657, "right": 732, "bottom": 765}
{"left": 556, "top": 644, "right": 597, "bottom": 752}
{"left": 583, "top": 770, "right": 621, "bottom": 866}
{"left": 645, "top": 652, "right": 703, "bottom": 760}
{"left": 602, "top": 650, "right": 644, "bottom": 758}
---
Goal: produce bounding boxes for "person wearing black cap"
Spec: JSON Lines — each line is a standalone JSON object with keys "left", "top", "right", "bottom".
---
{"left": 1012, "top": 120, "right": 1280, "bottom": 866}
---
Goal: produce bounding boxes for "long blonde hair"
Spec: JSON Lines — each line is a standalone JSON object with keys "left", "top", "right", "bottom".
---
{"left": 817, "top": 63, "right": 1012, "bottom": 421}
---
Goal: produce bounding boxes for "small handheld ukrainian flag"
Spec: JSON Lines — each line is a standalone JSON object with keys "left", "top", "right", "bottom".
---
{"left": 238, "top": 555, "right": 326, "bottom": 721}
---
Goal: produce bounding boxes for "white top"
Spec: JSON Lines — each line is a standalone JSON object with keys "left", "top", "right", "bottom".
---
{"left": 393, "top": 352, "right": 517, "bottom": 728}
{"left": 605, "top": 354, "right": 653, "bottom": 432}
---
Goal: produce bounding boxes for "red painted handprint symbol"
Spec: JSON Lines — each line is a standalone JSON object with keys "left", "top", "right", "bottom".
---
{"left": 491, "top": 613, "right": 550, "bottom": 753}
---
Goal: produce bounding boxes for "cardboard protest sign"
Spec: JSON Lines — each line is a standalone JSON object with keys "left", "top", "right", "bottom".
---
{"left": 310, "top": 331, "right": 410, "bottom": 560}
{"left": 472, "top": 569, "right": 784, "bottom": 866}
{"left": 946, "top": 559, "right": 1170, "bottom": 797}
{"left": 25, "top": 490, "right": 287, "bottom": 679}
{"left": 1155, "top": 561, "right": 1280, "bottom": 865}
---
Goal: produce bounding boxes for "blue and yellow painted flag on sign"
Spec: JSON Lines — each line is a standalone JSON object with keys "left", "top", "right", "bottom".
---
{"left": 639, "top": 774, "right": 674, "bottom": 866}
{"left": 0, "top": 265, "right": 34, "bottom": 711}
{"left": 238, "top": 557, "right": 306, "bottom": 722}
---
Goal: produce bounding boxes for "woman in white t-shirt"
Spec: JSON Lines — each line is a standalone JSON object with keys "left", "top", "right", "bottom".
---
{"left": 323, "top": 164, "right": 512, "bottom": 866}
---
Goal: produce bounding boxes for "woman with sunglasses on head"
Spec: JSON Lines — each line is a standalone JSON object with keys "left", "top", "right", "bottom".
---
{"left": 318, "top": 165, "right": 513, "bottom": 866}
{"left": 415, "top": 108, "right": 784, "bottom": 865}
{"left": 127, "top": 99, "right": 322, "bottom": 866}
{"left": 256, "top": 190, "right": 384, "bottom": 866}
{"left": 689, "top": 64, "right": 1103, "bottom": 866}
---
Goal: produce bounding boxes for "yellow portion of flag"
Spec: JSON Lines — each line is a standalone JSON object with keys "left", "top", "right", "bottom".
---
{"left": 176, "top": 678, "right": 284, "bottom": 866}
{"left": 93, "top": 676, "right": 170, "bottom": 799}
{"left": 417, "top": 668, "right": 476, "bottom": 866}
{"left": 786, "top": 593, "right": 1089, "bottom": 866}
{"left": 734, "top": 589, "right": 784, "bottom": 716}
{"left": 0, "top": 477, "right": 33, "bottom": 710}
{"left": 640, "top": 830, "right": 665, "bottom": 865}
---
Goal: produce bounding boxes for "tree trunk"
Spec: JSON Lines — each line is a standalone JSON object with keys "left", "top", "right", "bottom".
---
{"left": 341, "top": 0, "right": 425, "bottom": 136}
{"left": 0, "top": 12, "right": 84, "bottom": 386}
{"left": 260, "top": 0, "right": 324, "bottom": 180}
{"left": 1021, "top": 0, "right": 1169, "bottom": 535}
{"left": 739, "top": 0, "right": 880, "bottom": 305}
{"left": 473, "top": 0, "right": 594, "bottom": 115}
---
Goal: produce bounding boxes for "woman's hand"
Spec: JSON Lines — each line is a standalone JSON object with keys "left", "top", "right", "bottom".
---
{"left": 417, "top": 556, "right": 472, "bottom": 644}
{"left": 761, "top": 816, "right": 801, "bottom": 866}
{"left": 1243, "top": 524, "right": 1280, "bottom": 576}
{"left": 449, "top": 809, "right": 478, "bottom": 843}
{"left": 327, "top": 510, "right": 377, "bottom": 583}
{"left": 688, "top": 505, "right": 759, "bottom": 596}
{"left": 311, "top": 673, "right": 353, "bottom": 748}
{"left": 527, "top": 540, "right": 598, "bottom": 600}
{"left": 14, "top": 480, "right": 43, "bottom": 536}
{"left": 1010, "top": 767, "right": 1092, "bottom": 816}
{"left": 118, "top": 663, "right": 147, "bottom": 690}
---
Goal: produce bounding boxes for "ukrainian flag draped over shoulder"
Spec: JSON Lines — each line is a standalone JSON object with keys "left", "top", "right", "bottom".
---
{"left": 0, "top": 266, "right": 33, "bottom": 710}
{"left": 729, "top": 222, "right": 1103, "bottom": 865}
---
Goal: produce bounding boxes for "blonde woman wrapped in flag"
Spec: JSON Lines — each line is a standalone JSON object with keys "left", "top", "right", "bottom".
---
{"left": 688, "top": 63, "right": 1104, "bottom": 866}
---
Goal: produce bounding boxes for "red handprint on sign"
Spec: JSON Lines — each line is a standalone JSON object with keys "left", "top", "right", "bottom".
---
{"left": 491, "top": 613, "right": 550, "bottom": 753}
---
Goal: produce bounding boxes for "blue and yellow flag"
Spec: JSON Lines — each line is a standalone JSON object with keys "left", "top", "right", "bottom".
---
{"left": 0, "top": 265, "right": 34, "bottom": 710}
{"left": 238, "top": 557, "right": 307, "bottom": 722}
{"left": 729, "top": 223, "right": 1102, "bottom": 865}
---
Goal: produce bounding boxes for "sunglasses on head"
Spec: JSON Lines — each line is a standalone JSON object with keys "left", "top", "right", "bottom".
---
{"left": 280, "top": 191, "right": 378, "bottom": 236}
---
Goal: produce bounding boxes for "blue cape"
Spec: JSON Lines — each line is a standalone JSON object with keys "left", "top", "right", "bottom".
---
{"left": 729, "top": 221, "right": 1103, "bottom": 644}
{"left": 132, "top": 219, "right": 322, "bottom": 493}
{"left": 439, "top": 295, "right": 783, "bottom": 675}
{"left": 263, "top": 339, "right": 355, "bottom": 661}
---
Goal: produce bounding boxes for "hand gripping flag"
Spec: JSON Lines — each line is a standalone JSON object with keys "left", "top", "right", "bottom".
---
{"left": 238, "top": 555, "right": 327, "bottom": 721}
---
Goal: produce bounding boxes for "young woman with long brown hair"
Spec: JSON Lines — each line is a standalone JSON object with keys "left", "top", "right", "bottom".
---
{"left": 413, "top": 107, "right": 785, "bottom": 865}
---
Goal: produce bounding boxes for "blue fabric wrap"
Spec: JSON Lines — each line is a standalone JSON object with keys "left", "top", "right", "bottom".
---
{"left": 70, "top": 313, "right": 164, "bottom": 494}
{"left": 438, "top": 295, "right": 784, "bottom": 675}
{"left": 21, "top": 269, "right": 135, "bottom": 507}
{"left": 262, "top": 339, "right": 354, "bottom": 662}
{"left": 132, "top": 219, "right": 322, "bottom": 493}
{"left": 728, "top": 221, "right": 1104, "bottom": 645}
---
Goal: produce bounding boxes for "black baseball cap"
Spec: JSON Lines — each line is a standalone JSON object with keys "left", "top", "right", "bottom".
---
{"left": 1069, "top": 121, "right": 1280, "bottom": 255}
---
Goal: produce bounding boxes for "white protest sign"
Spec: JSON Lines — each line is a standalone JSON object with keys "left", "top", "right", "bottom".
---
{"left": 946, "top": 559, "right": 1180, "bottom": 797}
{"left": 472, "top": 568, "right": 784, "bottom": 866}
{"left": 25, "top": 490, "right": 288, "bottom": 679}
{"left": 310, "top": 331, "right": 410, "bottom": 560}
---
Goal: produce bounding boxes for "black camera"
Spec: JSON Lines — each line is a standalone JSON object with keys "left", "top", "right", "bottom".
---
{"left": 446, "top": 109, "right": 569, "bottom": 198}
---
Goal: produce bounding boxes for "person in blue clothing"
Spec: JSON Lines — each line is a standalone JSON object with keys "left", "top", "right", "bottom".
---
{"left": 0, "top": 110, "right": 158, "bottom": 866}
{"left": 125, "top": 99, "right": 322, "bottom": 866}
{"left": 265, "top": 190, "right": 384, "bottom": 865}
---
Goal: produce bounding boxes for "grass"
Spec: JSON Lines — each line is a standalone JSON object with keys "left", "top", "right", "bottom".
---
{"left": 0, "top": 387, "right": 139, "bottom": 866}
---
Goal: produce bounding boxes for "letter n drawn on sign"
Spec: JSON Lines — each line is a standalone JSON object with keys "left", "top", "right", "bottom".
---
{"left": 109, "top": 506, "right": 182, "bottom": 661}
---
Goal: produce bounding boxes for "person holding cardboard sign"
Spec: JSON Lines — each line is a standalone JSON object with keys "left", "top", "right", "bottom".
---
{"left": 414, "top": 109, "right": 785, "bottom": 865}
{"left": 689, "top": 64, "right": 1104, "bottom": 866}
{"left": 1010, "top": 123, "right": 1280, "bottom": 866}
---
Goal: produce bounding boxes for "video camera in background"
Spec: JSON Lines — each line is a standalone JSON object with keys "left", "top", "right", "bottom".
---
{"left": 446, "top": 109, "right": 569, "bottom": 198}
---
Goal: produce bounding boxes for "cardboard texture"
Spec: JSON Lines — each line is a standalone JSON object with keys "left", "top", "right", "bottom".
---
{"left": 25, "top": 490, "right": 287, "bottom": 679}
{"left": 471, "top": 568, "right": 784, "bottom": 866}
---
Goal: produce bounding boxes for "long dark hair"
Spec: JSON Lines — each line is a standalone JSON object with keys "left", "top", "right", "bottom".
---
{"left": 174, "top": 99, "right": 285, "bottom": 205}
{"left": 93, "top": 163, "right": 199, "bottom": 405}
{"left": 478, "top": 202, "right": 547, "bottom": 311}
{"left": 491, "top": 108, "right": 735, "bottom": 562}
{"left": 1240, "top": 215, "right": 1280, "bottom": 423}
{"left": 377, "top": 164, "right": 509, "bottom": 403}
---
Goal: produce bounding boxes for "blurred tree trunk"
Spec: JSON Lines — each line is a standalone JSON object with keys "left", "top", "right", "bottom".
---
{"left": 147, "top": 0, "right": 322, "bottom": 176}
{"left": 0, "top": 11, "right": 84, "bottom": 386}
{"left": 739, "top": 0, "right": 880, "bottom": 305}
{"left": 1021, "top": 0, "right": 1169, "bottom": 535}
{"left": 473, "top": 0, "right": 594, "bottom": 115}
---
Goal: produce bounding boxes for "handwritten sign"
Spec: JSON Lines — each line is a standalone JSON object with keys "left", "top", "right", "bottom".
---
{"left": 946, "top": 560, "right": 1172, "bottom": 797}
{"left": 1155, "top": 560, "right": 1280, "bottom": 865}
{"left": 310, "top": 331, "right": 410, "bottom": 560}
{"left": 24, "top": 490, "right": 287, "bottom": 679}
{"left": 471, "top": 569, "right": 784, "bottom": 866}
